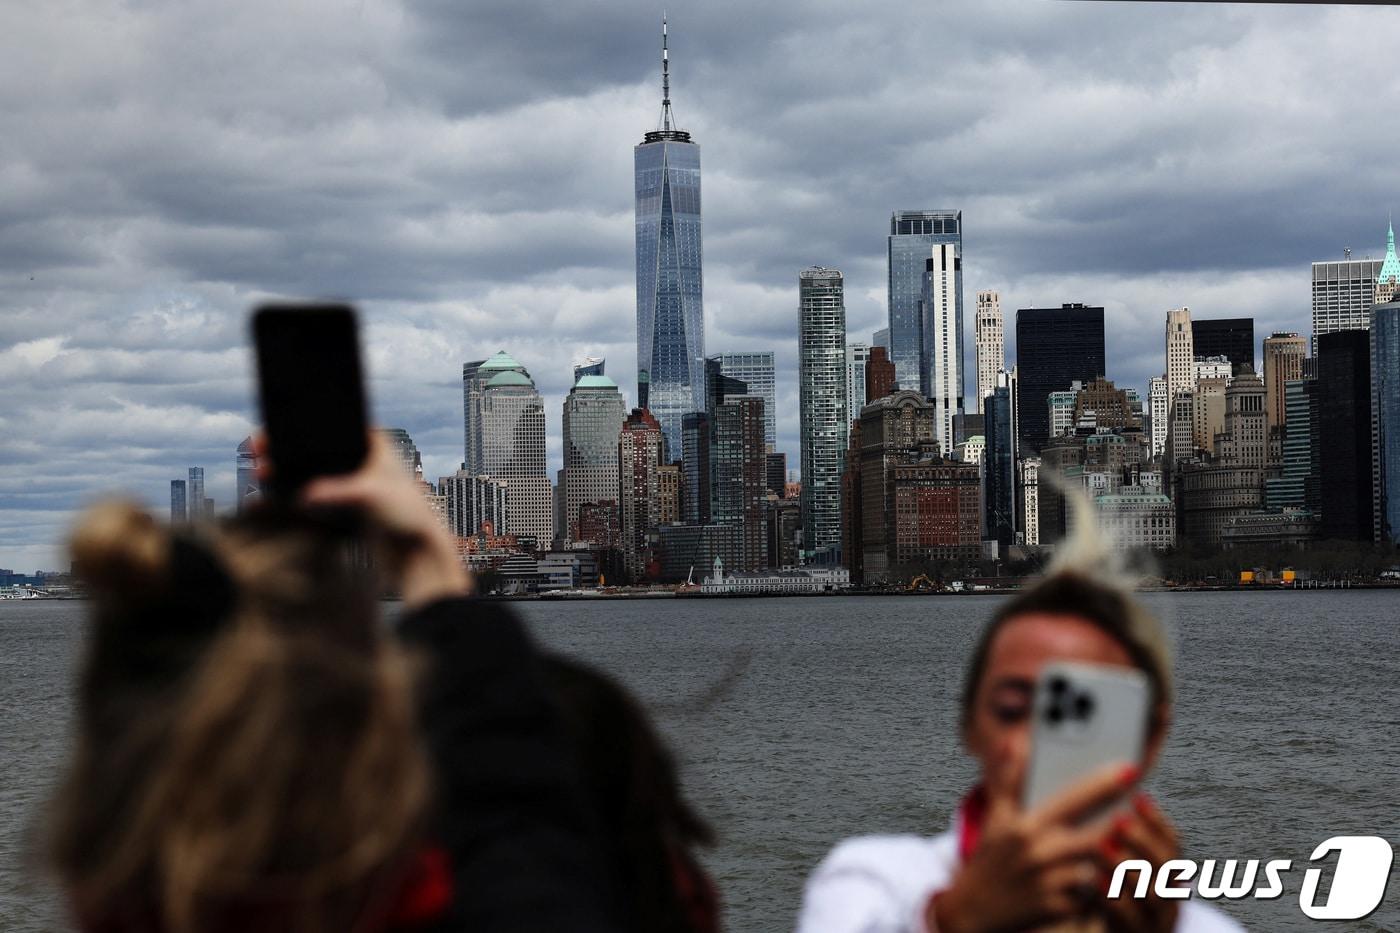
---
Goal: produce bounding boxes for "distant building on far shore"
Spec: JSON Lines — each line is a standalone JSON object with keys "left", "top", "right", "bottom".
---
{"left": 700, "top": 556, "right": 849, "bottom": 594}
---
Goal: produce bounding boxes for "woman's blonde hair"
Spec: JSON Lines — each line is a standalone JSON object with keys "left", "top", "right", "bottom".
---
{"left": 50, "top": 501, "right": 430, "bottom": 933}
{"left": 961, "top": 485, "right": 1174, "bottom": 728}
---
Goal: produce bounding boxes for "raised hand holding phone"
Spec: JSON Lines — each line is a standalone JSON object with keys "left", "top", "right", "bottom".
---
{"left": 252, "top": 303, "right": 369, "bottom": 500}
{"left": 251, "top": 303, "right": 469, "bottom": 606}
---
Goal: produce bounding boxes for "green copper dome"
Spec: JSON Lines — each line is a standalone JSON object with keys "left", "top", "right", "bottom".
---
{"left": 1378, "top": 221, "right": 1400, "bottom": 287}
{"left": 574, "top": 374, "right": 618, "bottom": 389}
{"left": 480, "top": 350, "right": 523, "bottom": 371}
{"left": 485, "top": 370, "right": 533, "bottom": 388}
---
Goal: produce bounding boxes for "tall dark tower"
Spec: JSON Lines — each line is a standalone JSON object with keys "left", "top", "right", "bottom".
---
{"left": 635, "top": 16, "right": 704, "bottom": 460}
{"left": 1014, "top": 304, "right": 1106, "bottom": 453}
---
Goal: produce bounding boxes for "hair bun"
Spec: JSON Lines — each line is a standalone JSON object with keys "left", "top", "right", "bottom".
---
{"left": 70, "top": 501, "right": 171, "bottom": 598}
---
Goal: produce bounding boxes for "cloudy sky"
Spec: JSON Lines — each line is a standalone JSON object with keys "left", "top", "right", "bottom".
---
{"left": 3, "top": 0, "right": 1399, "bottom": 571}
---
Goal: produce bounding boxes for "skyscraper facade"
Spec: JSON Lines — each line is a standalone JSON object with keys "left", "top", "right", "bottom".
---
{"left": 635, "top": 20, "right": 703, "bottom": 459}
{"left": 866, "top": 346, "right": 896, "bottom": 403}
{"left": 1264, "top": 378, "right": 1317, "bottom": 512}
{"left": 1262, "top": 333, "right": 1306, "bottom": 434}
{"left": 1166, "top": 307, "right": 1195, "bottom": 410}
{"left": 1014, "top": 304, "right": 1106, "bottom": 453}
{"left": 573, "top": 357, "right": 606, "bottom": 382}
{"left": 1371, "top": 300, "right": 1400, "bottom": 543}
{"left": 984, "top": 385, "right": 1016, "bottom": 547}
{"left": 479, "top": 366, "right": 553, "bottom": 547}
{"left": 845, "top": 344, "right": 870, "bottom": 427}
{"left": 170, "top": 479, "right": 187, "bottom": 523}
{"left": 974, "top": 290, "right": 1004, "bottom": 415}
{"left": 1378, "top": 223, "right": 1400, "bottom": 304}
{"left": 921, "top": 243, "right": 962, "bottom": 455}
{"left": 1191, "top": 318, "right": 1255, "bottom": 373}
{"left": 380, "top": 427, "right": 422, "bottom": 478}
{"left": 187, "top": 467, "right": 206, "bottom": 520}
{"left": 1217, "top": 372, "right": 1268, "bottom": 467}
{"left": 1316, "top": 330, "right": 1373, "bottom": 541}
{"left": 710, "top": 396, "right": 767, "bottom": 569}
{"left": 711, "top": 351, "right": 775, "bottom": 451}
{"left": 1312, "top": 254, "right": 1383, "bottom": 354}
{"left": 1148, "top": 376, "right": 1169, "bottom": 459}
{"left": 887, "top": 210, "right": 961, "bottom": 392}
{"left": 681, "top": 412, "right": 710, "bottom": 524}
{"left": 560, "top": 374, "right": 626, "bottom": 544}
{"left": 619, "top": 408, "right": 665, "bottom": 581}
{"left": 438, "top": 471, "right": 509, "bottom": 539}
{"left": 464, "top": 351, "right": 530, "bottom": 472}
{"left": 798, "top": 267, "right": 849, "bottom": 558}
{"left": 236, "top": 437, "right": 259, "bottom": 512}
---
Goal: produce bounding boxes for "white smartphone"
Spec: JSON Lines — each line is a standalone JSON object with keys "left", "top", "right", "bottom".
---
{"left": 1023, "top": 661, "right": 1150, "bottom": 811}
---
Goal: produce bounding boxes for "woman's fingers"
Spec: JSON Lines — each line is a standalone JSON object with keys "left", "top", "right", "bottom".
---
{"left": 1031, "top": 820, "right": 1119, "bottom": 869}
{"left": 1115, "top": 808, "right": 1178, "bottom": 869}
{"left": 1032, "top": 762, "right": 1138, "bottom": 830}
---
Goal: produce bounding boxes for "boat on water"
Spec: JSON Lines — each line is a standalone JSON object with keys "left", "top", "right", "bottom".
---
{"left": 0, "top": 586, "right": 42, "bottom": 600}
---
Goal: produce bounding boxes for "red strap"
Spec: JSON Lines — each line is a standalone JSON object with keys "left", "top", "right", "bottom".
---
{"left": 384, "top": 845, "right": 454, "bottom": 927}
{"left": 957, "top": 784, "right": 988, "bottom": 862}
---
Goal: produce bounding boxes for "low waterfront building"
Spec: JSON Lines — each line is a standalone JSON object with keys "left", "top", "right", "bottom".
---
{"left": 1220, "top": 509, "right": 1319, "bottom": 550}
{"left": 700, "top": 557, "right": 849, "bottom": 594}
{"left": 496, "top": 553, "right": 542, "bottom": 594}
{"left": 1176, "top": 464, "right": 1266, "bottom": 548}
{"left": 538, "top": 550, "right": 602, "bottom": 590}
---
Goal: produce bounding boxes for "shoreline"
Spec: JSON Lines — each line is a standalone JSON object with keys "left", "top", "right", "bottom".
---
{"left": 475, "top": 581, "right": 1400, "bottom": 601}
{"left": 6, "top": 582, "right": 1398, "bottom": 604}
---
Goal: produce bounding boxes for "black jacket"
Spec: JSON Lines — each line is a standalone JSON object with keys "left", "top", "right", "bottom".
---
{"left": 397, "top": 598, "right": 621, "bottom": 932}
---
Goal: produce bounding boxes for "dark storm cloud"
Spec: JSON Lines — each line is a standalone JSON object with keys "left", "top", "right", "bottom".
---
{"left": 3, "top": 0, "right": 1400, "bottom": 568}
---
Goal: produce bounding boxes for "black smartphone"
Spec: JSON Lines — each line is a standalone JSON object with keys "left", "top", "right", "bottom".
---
{"left": 252, "top": 303, "right": 369, "bottom": 501}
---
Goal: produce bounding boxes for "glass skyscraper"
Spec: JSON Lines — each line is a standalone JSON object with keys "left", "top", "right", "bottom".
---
{"left": 984, "top": 384, "right": 1016, "bottom": 548}
{"left": 635, "top": 19, "right": 703, "bottom": 459}
{"left": 236, "top": 436, "right": 259, "bottom": 512}
{"left": 561, "top": 374, "right": 626, "bottom": 545}
{"left": 1014, "top": 304, "right": 1106, "bottom": 453}
{"left": 798, "top": 266, "right": 848, "bottom": 559}
{"left": 479, "top": 366, "right": 553, "bottom": 547}
{"left": 710, "top": 351, "right": 775, "bottom": 451}
{"left": 887, "top": 210, "right": 962, "bottom": 393}
{"left": 1372, "top": 300, "right": 1400, "bottom": 542}
{"left": 170, "top": 479, "right": 187, "bottom": 523}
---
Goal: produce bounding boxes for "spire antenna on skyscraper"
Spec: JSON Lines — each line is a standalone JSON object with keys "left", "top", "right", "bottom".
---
{"left": 661, "top": 14, "right": 671, "bottom": 130}
{"left": 658, "top": 14, "right": 680, "bottom": 133}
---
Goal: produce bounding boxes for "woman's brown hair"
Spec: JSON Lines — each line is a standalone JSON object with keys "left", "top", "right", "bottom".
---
{"left": 49, "top": 502, "right": 430, "bottom": 933}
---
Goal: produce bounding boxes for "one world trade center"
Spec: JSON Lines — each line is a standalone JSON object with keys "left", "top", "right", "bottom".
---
{"left": 635, "top": 17, "right": 703, "bottom": 460}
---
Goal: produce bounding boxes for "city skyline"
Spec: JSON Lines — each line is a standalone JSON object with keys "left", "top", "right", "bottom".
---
{"left": 5, "top": 2, "right": 1400, "bottom": 569}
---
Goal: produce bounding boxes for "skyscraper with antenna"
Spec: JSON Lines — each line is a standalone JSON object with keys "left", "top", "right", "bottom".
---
{"left": 635, "top": 15, "right": 704, "bottom": 461}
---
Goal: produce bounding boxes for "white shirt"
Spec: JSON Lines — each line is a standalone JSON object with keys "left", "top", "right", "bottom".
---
{"left": 797, "top": 821, "right": 1246, "bottom": 933}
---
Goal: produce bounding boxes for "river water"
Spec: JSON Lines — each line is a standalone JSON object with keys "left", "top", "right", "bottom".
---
{"left": 3, "top": 592, "right": 1398, "bottom": 931}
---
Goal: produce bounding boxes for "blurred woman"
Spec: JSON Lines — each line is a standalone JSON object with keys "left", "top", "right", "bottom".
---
{"left": 543, "top": 654, "right": 720, "bottom": 933}
{"left": 48, "top": 434, "right": 621, "bottom": 933}
{"left": 797, "top": 511, "right": 1243, "bottom": 933}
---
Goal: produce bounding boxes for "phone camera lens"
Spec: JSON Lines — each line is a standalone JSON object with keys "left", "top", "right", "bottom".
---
{"left": 1074, "top": 694, "right": 1095, "bottom": 720}
{"left": 1049, "top": 677, "right": 1069, "bottom": 695}
{"left": 1046, "top": 704, "right": 1064, "bottom": 724}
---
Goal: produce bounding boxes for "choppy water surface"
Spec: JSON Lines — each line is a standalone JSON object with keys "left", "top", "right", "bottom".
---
{"left": 3, "top": 592, "right": 1398, "bottom": 931}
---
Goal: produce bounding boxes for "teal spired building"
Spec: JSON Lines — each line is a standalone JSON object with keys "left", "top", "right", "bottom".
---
{"left": 635, "top": 17, "right": 704, "bottom": 459}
